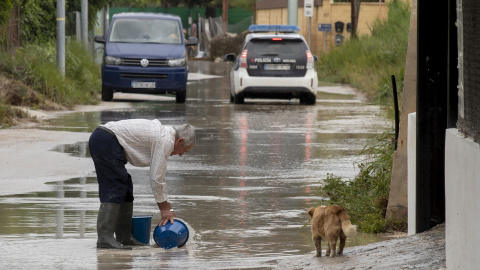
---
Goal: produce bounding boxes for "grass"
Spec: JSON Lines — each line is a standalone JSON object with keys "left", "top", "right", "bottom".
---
{"left": 317, "top": 0, "right": 410, "bottom": 107}
{"left": 0, "top": 101, "right": 29, "bottom": 127}
{"left": 0, "top": 41, "right": 100, "bottom": 127}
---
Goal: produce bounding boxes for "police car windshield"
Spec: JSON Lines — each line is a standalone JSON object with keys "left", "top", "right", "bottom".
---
{"left": 109, "top": 18, "right": 182, "bottom": 44}
{"left": 247, "top": 39, "right": 306, "bottom": 57}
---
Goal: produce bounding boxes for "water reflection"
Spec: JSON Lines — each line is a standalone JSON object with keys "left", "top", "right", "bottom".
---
{"left": 52, "top": 142, "right": 90, "bottom": 157}
{"left": 0, "top": 177, "right": 98, "bottom": 237}
{"left": 55, "top": 180, "right": 64, "bottom": 238}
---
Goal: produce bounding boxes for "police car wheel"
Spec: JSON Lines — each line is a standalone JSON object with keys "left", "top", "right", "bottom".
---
{"left": 234, "top": 93, "right": 244, "bottom": 104}
{"left": 300, "top": 93, "right": 317, "bottom": 105}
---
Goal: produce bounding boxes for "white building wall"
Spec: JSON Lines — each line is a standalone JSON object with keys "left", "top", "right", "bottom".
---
{"left": 445, "top": 128, "right": 480, "bottom": 269}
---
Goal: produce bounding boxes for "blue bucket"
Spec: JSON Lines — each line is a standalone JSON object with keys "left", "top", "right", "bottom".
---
{"left": 131, "top": 215, "right": 153, "bottom": 244}
{"left": 153, "top": 219, "right": 189, "bottom": 249}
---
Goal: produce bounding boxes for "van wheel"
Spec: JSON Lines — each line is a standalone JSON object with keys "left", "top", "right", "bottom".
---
{"left": 101, "top": 87, "right": 113, "bottom": 101}
{"left": 176, "top": 90, "right": 186, "bottom": 103}
{"left": 234, "top": 93, "right": 244, "bottom": 104}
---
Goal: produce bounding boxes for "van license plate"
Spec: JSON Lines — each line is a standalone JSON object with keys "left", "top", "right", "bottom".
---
{"left": 132, "top": 82, "right": 156, "bottom": 88}
{"left": 264, "top": 64, "right": 290, "bottom": 71}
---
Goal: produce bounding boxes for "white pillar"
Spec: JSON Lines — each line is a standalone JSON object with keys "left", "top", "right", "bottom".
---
{"left": 407, "top": 112, "right": 416, "bottom": 236}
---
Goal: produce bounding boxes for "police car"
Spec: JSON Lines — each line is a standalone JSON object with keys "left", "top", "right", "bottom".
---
{"left": 224, "top": 25, "right": 318, "bottom": 105}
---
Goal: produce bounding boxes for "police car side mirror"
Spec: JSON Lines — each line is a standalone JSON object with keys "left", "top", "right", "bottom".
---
{"left": 313, "top": 55, "right": 318, "bottom": 62}
{"left": 186, "top": 37, "right": 198, "bottom": 46}
{"left": 224, "top": 53, "right": 236, "bottom": 62}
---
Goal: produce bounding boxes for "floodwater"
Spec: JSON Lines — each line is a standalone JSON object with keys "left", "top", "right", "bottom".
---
{"left": 0, "top": 61, "right": 393, "bottom": 269}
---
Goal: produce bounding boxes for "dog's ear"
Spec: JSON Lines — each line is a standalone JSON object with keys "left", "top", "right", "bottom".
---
{"left": 307, "top": 207, "right": 316, "bottom": 217}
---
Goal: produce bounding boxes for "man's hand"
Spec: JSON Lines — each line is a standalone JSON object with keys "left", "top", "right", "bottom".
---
{"left": 157, "top": 201, "right": 176, "bottom": 226}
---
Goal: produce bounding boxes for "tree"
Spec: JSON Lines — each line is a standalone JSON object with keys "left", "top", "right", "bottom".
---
{"left": 20, "top": 0, "right": 57, "bottom": 44}
{"left": 228, "top": 0, "right": 255, "bottom": 9}
{"left": 111, "top": 0, "right": 162, "bottom": 7}
{"left": 0, "top": 0, "right": 14, "bottom": 49}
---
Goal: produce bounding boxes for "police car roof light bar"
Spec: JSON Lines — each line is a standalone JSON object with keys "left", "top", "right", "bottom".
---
{"left": 248, "top": 25, "right": 300, "bottom": 34}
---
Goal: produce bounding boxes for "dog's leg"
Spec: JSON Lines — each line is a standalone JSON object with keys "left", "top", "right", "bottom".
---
{"left": 327, "top": 236, "right": 338, "bottom": 258}
{"left": 313, "top": 236, "right": 322, "bottom": 257}
{"left": 325, "top": 244, "right": 331, "bottom": 257}
{"left": 338, "top": 234, "right": 346, "bottom": 255}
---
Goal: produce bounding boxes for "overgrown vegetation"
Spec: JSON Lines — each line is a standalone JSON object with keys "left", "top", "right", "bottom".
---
{"left": 314, "top": 1, "right": 411, "bottom": 233}
{"left": 0, "top": 41, "right": 100, "bottom": 127}
{"left": 0, "top": 0, "right": 108, "bottom": 127}
{"left": 319, "top": 132, "right": 406, "bottom": 233}
{"left": 2, "top": 42, "right": 100, "bottom": 105}
{"left": 210, "top": 31, "right": 247, "bottom": 59}
{"left": 317, "top": 0, "right": 410, "bottom": 105}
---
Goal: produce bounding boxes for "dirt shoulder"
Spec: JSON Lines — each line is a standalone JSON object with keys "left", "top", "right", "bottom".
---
{"left": 0, "top": 128, "right": 93, "bottom": 196}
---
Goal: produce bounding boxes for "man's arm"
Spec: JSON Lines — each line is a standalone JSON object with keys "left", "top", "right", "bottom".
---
{"left": 150, "top": 131, "right": 176, "bottom": 226}
{"left": 158, "top": 201, "right": 175, "bottom": 226}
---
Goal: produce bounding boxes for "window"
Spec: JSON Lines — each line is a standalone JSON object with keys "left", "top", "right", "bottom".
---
{"left": 109, "top": 18, "right": 182, "bottom": 44}
{"left": 247, "top": 39, "right": 306, "bottom": 57}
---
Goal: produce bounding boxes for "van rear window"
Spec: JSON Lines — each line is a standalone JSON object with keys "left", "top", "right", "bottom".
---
{"left": 109, "top": 18, "right": 182, "bottom": 44}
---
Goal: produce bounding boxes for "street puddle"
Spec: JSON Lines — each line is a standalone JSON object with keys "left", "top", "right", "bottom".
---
{"left": 51, "top": 142, "right": 90, "bottom": 157}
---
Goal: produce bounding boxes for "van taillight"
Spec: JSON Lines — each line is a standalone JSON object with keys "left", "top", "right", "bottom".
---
{"left": 306, "top": 50, "right": 314, "bottom": 69}
{"left": 240, "top": 50, "right": 248, "bottom": 68}
{"left": 272, "top": 38, "right": 282, "bottom": 41}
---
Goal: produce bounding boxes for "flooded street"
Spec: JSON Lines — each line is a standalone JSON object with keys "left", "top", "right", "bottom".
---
{"left": 0, "top": 61, "right": 395, "bottom": 269}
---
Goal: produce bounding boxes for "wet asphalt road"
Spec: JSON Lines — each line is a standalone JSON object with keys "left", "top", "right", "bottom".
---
{"left": 0, "top": 61, "right": 397, "bottom": 269}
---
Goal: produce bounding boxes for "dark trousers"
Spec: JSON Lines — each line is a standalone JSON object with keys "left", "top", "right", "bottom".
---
{"left": 88, "top": 127, "right": 134, "bottom": 204}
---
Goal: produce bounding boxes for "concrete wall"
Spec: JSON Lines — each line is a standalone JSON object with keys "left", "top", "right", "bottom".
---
{"left": 445, "top": 129, "right": 480, "bottom": 269}
{"left": 385, "top": 0, "right": 417, "bottom": 222}
{"left": 256, "top": 0, "right": 391, "bottom": 54}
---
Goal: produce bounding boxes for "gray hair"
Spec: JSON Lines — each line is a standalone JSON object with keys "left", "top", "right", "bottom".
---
{"left": 172, "top": 124, "right": 196, "bottom": 146}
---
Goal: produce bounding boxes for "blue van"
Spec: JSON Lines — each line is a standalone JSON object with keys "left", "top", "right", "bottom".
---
{"left": 94, "top": 13, "right": 198, "bottom": 103}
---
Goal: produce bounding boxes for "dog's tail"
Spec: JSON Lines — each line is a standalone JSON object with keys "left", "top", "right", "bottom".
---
{"left": 338, "top": 209, "right": 357, "bottom": 238}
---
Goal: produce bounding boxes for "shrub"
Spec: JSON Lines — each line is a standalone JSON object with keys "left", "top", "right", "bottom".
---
{"left": 318, "top": 131, "right": 397, "bottom": 233}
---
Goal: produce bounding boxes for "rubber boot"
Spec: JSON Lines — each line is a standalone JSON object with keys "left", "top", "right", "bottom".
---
{"left": 115, "top": 202, "right": 149, "bottom": 246}
{"left": 96, "top": 202, "right": 132, "bottom": 249}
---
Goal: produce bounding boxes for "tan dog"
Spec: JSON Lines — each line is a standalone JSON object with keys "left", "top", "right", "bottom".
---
{"left": 307, "top": 205, "right": 357, "bottom": 257}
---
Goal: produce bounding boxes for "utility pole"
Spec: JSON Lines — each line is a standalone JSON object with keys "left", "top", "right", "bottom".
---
{"left": 350, "top": 0, "right": 361, "bottom": 39}
{"left": 288, "top": 0, "right": 298, "bottom": 26}
{"left": 56, "top": 0, "right": 65, "bottom": 75}
{"left": 81, "top": 0, "right": 88, "bottom": 47}
{"left": 222, "top": 0, "right": 228, "bottom": 34}
{"left": 75, "top": 12, "right": 81, "bottom": 42}
{"left": 350, "top": 0, "right": 357, "bottom": 39}
{"left": 304, "top": 0, "right": 313, "bottom": 47}
{"left": 251, "top": 0, "right": 256, "bottom": 25}
{"left": 103, "top": 7, "right": 109, "bottom": 38}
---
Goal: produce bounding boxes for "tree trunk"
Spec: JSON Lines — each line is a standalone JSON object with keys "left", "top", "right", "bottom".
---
{"left": 7, "top": 5, "right": 20, "bottom": 55}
